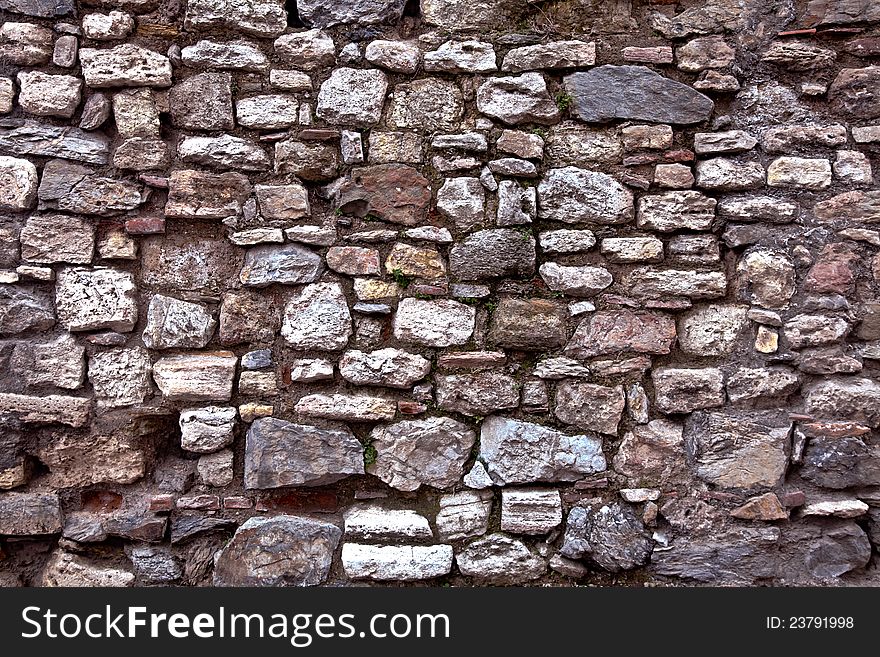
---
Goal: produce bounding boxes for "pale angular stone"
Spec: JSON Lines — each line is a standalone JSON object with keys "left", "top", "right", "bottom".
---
{"left": 385, "top": 242, "right": 445, "bottom": 278}
{"left": 316, "top": 68, "right": 388, "bottom": 127}
{"left": 181, "top": 39, "right": 268, "bottom": 71}
{"left": 488, "top": 298, "right": 567, "bottom": 350}
{"left": 802, "top": 500, "right": 869, "bottom": 518}
{"left": 727, "top": 367, "right": 800, "bottom": 403}
{"left": 178, "top": 134, "right": 270, "bottom": 171}
{"left": 295, "top": 393, "right": 396, "bottom": 422}
{"left": 718, "top": 196, "right": 798, "bottom": 223}
{"left": 185, "top": 0, "right": 287, "bottom": 38}
{"left": 17, "top": 71, "right": 81, "bottom": 118}
{"left": 88, "top": 347, "right": 152, "bottom": 408}
{"left": 82, "top": 11, "right": 134, "bottom": 40}
{"left": 79, "top": 45, "right": 172, "bottom": 88}
{"left": 652, "top": 367, "right": 725, "bottom": 414}
{"left": 340, "top": 348, "right": 430, "bottom": 389}
{"left": 501, "top": 489, "right": 562, "bottom": 534}
{"left": 274, "top": 29, "right": 335, "bottom": 70}
{"left": 165, "top": 170, "right": 251, "bottom": 219}
{"left": 476, "top": 73, "right": 560, "bottom": 125}
{"left": 269, "top": 69, "right": 312, "bottom": 91}
{"left": 0, "top": 156, "right": 38, "bottom": 211}
{"left": 40, "top": 551, "right": 133, "bottom": 587}
{"left": 677, "top": 304, "right": 749, "bottom": 356}
{"left": 436, "top": 491, "right": 492, "bottom": 540}
{"left": 436, "top": 177, "right": 485, "bottom": 231}
{"left": 761, "top": 124, "right": 846, "bottom": 153}
{"left": 365, "top": 40, "right": 420, "bottom": 73}
{"left": 0, "top": 21, "right": 53, "bottom": 65}
{"left": 538, "top": 167, "right": 633, "bottom": 224}
{"left": 737, "top": 248, "right": 796, "bottom": 309}
{"left": 456, "top": 534, "right": 546, "bottom": 584}
{"left": 213, "top": 515, "right": 341, "bottom": 587}
{"left": 281, "top": 282, "right": 352, "bottom": 350}
{"left": 546, "top": 123, "right": 622, "bottom": 166}
{"left": 180, "top": 406, "right": 237, "bottom": 453}
{"left": 152, "top": 353, "right": 237, "bottom": 402}
{"left": 424, "top": 40, "right": 497, "bottom": 73}
{"left": 368, "top": 417, "right": 475, "bottom": 491}
{"left": 539, "top": 263, "right": 612, "bottom": 297}
{"left": 236, "top": 94, "right": 299, "bottom": 129}
{"left": 767, "top": 157, "right": 832, "bottom": 189}
{"left": 169, "top": 72, "right": 234, "bottom": 130}
{"left": 0, "top": 392, "right": 90, "bottom": 427}
{"left": 555, "top": 382, "right": 625, "bottom": 435}
{"left": 0, "top": 77, "right": 12, "bottom": 113}
{"left": 694, "top": 130, "right": 757, "bottom": 155}
{"left": 20, "top": 214, "right": 94, "bottom": 264}
{"left": 637, "top": 191, "right": 716, "bottom": 231}
{"left": 834, "top": 150, "right": 872, "bottom": 184}
{"left": 435, "top": 370, "right": 520, "bottom": 416}
{"left": 0, "top": 125, "right": 110, "bottom": 165}
{"left": 12, "top": 334, "right": 84, "bottom": 390}
{"left": 480, "top": 416, "right": 606, "bottom": 485}
{"left": 386, "top": 78, "right": 463, "bottom": 132}
{"left": 55, "top": 267, "right": 137, "bottom": 332}
{"left": 393, "top": 298, "right": 475, "bottom": 347}
{"left": 695, "top": 158, "right": 764, "bottom": 191}
{"left": 142, "top": 294, "right": 215, "bottom": 349}
{"left": 627, "top": 268, "right": 727, "bottom": 300}
{"left": 540, "top": 229, "right": 596, "bottom": 254}
{"left": 344, "top": 506, "right": 432, "bottom": 541}
{"left": 600, "top": 237, "right": 663, "bottom": 263}
{"left": 343, "top": 544, "right": 453, "bottom": 581}
{"left": 39, "top": 432, "right": 145, "bottom": 487}
{"left": 197, "top": 450, "right": 233, "bottom": 487}
{"left": 368, "top": 131, "right": 422, "bottom": 164}
{"left": 256, "top": 183, "right": 310, "bottom": 220}
{"left": 245, "top": 417, "right": 363, "bottom": 488}
{"left": 762, "top": 41, "right": 836, "bottom": 70}
{"left": 239, "top": 244, "right": 323, "bottom": 287}
{"left": 676, "top": 36, "right": 735, "bottom": 72}
{"left": 502, "top": 40, "right": 595, "bottom": 72}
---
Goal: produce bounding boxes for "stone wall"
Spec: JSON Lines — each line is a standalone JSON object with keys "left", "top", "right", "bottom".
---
{"left": 1, "top": 0, "right": 880, "bottom": 587}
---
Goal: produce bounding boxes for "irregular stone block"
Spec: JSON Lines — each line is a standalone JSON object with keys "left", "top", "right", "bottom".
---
{"left": 0, "top": 393, "right": 90, "bottom": 427}
{"left": 476, "top": 73, "right": 559, "bottom": 125}
{"left": 0, "top": 125, "right": 110, "bottom": 165}
{"left": 88, "top": 347, "right": 152, "bottom": 408}
{"left": 343, "top": 506, "right": 432, "bottom": 541}
{"left": 393, "top": 298, "right": 475, "bottom": 347}
{"left": 180, "top": 406, "right": 237, "bottom": 453}
{"left": 165, "top": 170, "right": 251, "bottom": 219}
{"left": 386, "top": 78, "right": 463, "bottom": 132}
{"left": 295, "top": 393, "right": 396, "bottom": 422}
{"left": 79, "top": 44, "right": 172, "bottom": 88}
{"left": 169, "top": 72, "right": 234, "bottom": 131}
{"left": 143, "top": 294, "right": 215, "bottom": 349}
{"left": 449, "top": 228, "right": 535, "bottom": 280}
{"left": 55, "top": 266, "right": 137, "bottom": 332}
{"left": 0, "top": 492, "right": 62, "bottom": 535}
{"left": 152, "top": 352, "right": 237, "bottom": 402}
{"left": 0, "top": 156, "right": 38, "bottom": 211}
{"left": 435, "top": 370, "right": 520, "bottom": 416}
{"left": 281, "top": 282, "right": 352, "bottom": 350}
{"left": 185, "top": 0, "right": 287, "bottom": 37}
{"left": 339, "top": 348, "right": 430, "bottom": 389}
{"left": 561, "top": 502, "right": 652, "bottom": 572}
{"left": 455, "top": 534, "right": 545, "bottom": 584}
{"left": 501, "top": 489, "right": 562, "bottom": 534}
{"left": 538, "top": 167, "right": 633, "bottom": 224}
{"left": 652, "top": 367, "right": 725, "bottom": 414}
{"left": 555, "top": 382, "right": 625, "bottom": 435}
{"left": 316, "top": 67, "right": 388, "bottom": 127}
{"left": 334, "top": 164, "right": 431, "bottom": 226}
{"left": 436, "top": 491, "right": 492, "bottom": 540}
{"left": 566, "top": 310, "right": 676, "bottom": 359}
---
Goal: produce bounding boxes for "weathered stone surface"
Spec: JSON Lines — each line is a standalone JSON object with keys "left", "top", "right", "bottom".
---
{"left": 297, "top": 0, "right": 405, "bottom": 27}
{"left": 538, "top": 167, "right": 633, "bottom": 224}
{"left": 169, "top": 72, "right": 234, "bottom": 130}
{"left": 539, "top": 263, "right": 612, "bottom": 297}
{"left": 17, "top": 71, "right": 81, "bottom": 119}
{"left": 178, "top": 134, "right": 270, "bottom": 171}
{"left": 365, "top": 39, "right": 420, "bottom": 73}
{"left": 39, "top": 433, "right": 145, "bottom": 487}
{"left": 637, "top": 191, "right": 716, "bottom": 232}
{"left": 0, "top": 392, "right": 90, "bottom": 427}
{"left": 326, "top": 246, "right": 381, "bottom": 276}
{"left": 685, "top": 410, "right": 789, "bottom": 489}
{"left": 695, "top": 158, "right": 764, "bottom": 191}
{"left": 316, "top": 68, "right": 388, "bottom": 127}
{"left": 804, "top": 378, "right": 880, "bottom": 428}
{"left": 540, "top": 229, "right": 596, "bottom": 254}
{"left": 501, "top": 489, "right": 562, "bottom": 534}
{"left": 256, "top": 183, "right": 310, "bottom": 220}
{"left": 652, "top": 367, "right": 725, "bottom": 414}
{"left": 245, "top": 417, "right": 363, "bottom": 488}
{"left": 479, "top": 416, "right": 605, "bottom": 485}
{"left": 276, "top": 139, "right": 341, "bottom": 180}
{"left": 436, "top": 178, "right": 485, "bottom": 231}
{"left": 435, "top": 370, "right": 520, "bottom": 416}
{"left": 564, "top": 66, "right": 714, "bottom": 124}
{"left": 449, "top": 229, "right": 535, "bottom": 280}
{"left": 436, "top": 491, "right": 492, "bottom": 540}
{"left": 344, "top": 506, "right": 432, "bottom": 541}
{"left": 0, "top": 125, "right": 110, "bottom": 166}
{"left": 627, "top": 267, "right": 727, "bottom": 300}
{"left": 181, "top": 39, "right": 268, "bottom": 71}
{"left": 783, "top": 314, "right": 849, "bottom": 349}
{"left": 295, "top": 393, "right": 396, "bottom": 422}
{"left": 281, "top": 282, "right": 352, "bottom": 350}
{"left": 476, "top": 73, "right": 560, "bottom": 125}
{"left": 82, "top": 10, "right": 134, "bottom": 40}
{"left": 386, "top": 78, "right": 463, "bottom": 131}
{"left": 180, "top": 406, "right": 237, "bottom": 453}
{"left": 219, "top": 289, "right": 280, "bottom": 345}
{"left": 38, "top": 160, "right": 142, "bottom": 215}
{"left": 239, "top": 244, "right": 322, "bottom": 287}
{"left": 677, "top": 36, "right": 735, "bottom": 72}
{"left": 393, "top": 298, "right": 475, "bottom": 347}
{"left": 455, "top": 534, "right": 545, "bottom": 584}
{"left": 0, "top": 21, "right": 53, "bottom": 65}
{"left": 342, "top": 544, "right": 453, "bottom": 581}
{"left": 185, "top": 0, "right": 287, "bottom": 37}
{"left": 340, "top": 348, "right": 430, "bottom": 389}
{"left": 727, "top": 367, "right": 800, "bottom": 403}
{"left": 0, "top": 492, "right": 62, "bottom": 535}
{"left": 80, "top": 45, "right": 172, "bottom": 88}
{"left": 152, "top": 353, "right": 237, "bottom": 402}
{"left": 489, "top": 299, "right": 567, "bottom": 350}
{"left": 614, "top": 420, "right": 686, "bottom": 486}
{"left": 677, "top": 304, "right": 748, "bottom": 356}
{"left": 89, "top": 347, "right": 152, "bottom": 408}
{"left": 555, "top": 382, "right": 625, "bottom": 435}
{"left": 502, "top": 40, "right": 595, "bottom": 72}
{"left": 19, "top": 215, "right": 92, "bottom": 265}
{"left": 562, "top": 502, "right": 652, "bottom": 572}
{"left": 40, "top": 551, "right": 133, "bottom": 587}
{"left": 736, "top": 248, "right": 796, "bottom": 309}
{"left": 11, "top": 333, "right": 84, "bottom": 390}
{"left": 0, "top": 157, "right": 37, "bottom": 211}
{"left": 165, "top": 170, "right": 251, "bottom": 219}
{"left": 274, "top": 29, "right": 335, "bottom": 70}
{"left": 829, "top": 66, "right": 880, "bottom": 120}
{"left": 214, "top": 515, "right": 341, "bottom": 587}
{"left": 424, "top": 40, "right": 497, "bottom": 73}
{"left": 368, "top": 417, "right": 475, "bottom": 491}
{"left": 600, "top": 237, "right": 663, "bottom": 262}
{"left": 800, "top": 435, "right": 880, "bottom": 489}
{"left": 731, "top": 493, "right": 788, "bottom": 521}
{"left": 767, "top": 157, "right": 832, "bottom": 189}
{"left": 384, "top": 243, "right": 445, "bottom": 279}
{"left": 142, "top": 295, "right": 215, "bottom": 349}
{"left": 55, "top": 267, "right": 137, "bottom": 332}
{"left": 335, "top": 164, "right": 431, "bottom": 225}
{"left": 236, "top": 94, "right": 298, "bottom": 129}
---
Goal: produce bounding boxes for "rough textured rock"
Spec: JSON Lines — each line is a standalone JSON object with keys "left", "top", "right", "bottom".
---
{"left": 449, "top": 229, "right": 535, "bottom": 280}
{"left": 564, "top": 66, "right": 714, "bottom": 124}
{"left": 340, "top": 348, "right": 430, "bottom": 389}
{"left": 179, "top": 406, "right": 237, "bottom": 453}
{"left": 652, "top": 367, "right": 725, "bottom": 414}
{"left": 245, "top": 417, "right": 363, "bottom": 488}
{"left": 677, "top": 304, "right": 748, "bottom": 356}
{"left": 55, "top": 267, "right": 138, "bottom": 332}
{"left": 489, "top": 298, "right": 567, "bottom": 350}
{"left": 561, "top": 502, "right": 652, "bottom": 572}
{"left": 435, "top": 370, "right": 520, "bottom": 416}
{"left": 566, "top": 310, "right": 676, "bottom": 359}
{"left": 476, "top": 73, "right": 560, "bottom": 125}
{"left": 0, "top": 492, "right": 62, "bottom": 535}
{"left": 20, "top": 214, "right": 94, "bottom": 264}
{"left": 239, "top": 244, "right": 323, "bottom": 287}
{"left": 555, "top": 382, "right": 625, "bottom": 435}
{"left": 368, "top": 417, "right": 475, "bottom": 491}
{"left": 501, "top": 489, "right": 562, "bottom": 535}
{"left": 213, "top": 515, "right": 341, "bottom": 586}
{"left": 40, "top": 551, "right": 134, "bottom": 587}
{"left": 614, "top": 420, "right": 687, "bottom": 487}
{"left": 436, "top": 491, "right": 492, "bottom": 540}
{"left": 142, "top": 295, "right": 215, "bottom": 349}
{"left": 479, "top": 416, "right": 605, "bottom": 485}
{"left": 281, "top": 283, "right": 352, "bottom": 351}
{"left": 152, "top": 353, "right": 237, "bottom": 402}
{"left": 316, "top": 68, "right": 388, "bottom": 127}
{"left": 342, "top": 544, "right": 453, "bottom": 581}
{"left": 335, "top": 164, "right": 431, "bottom": 226}
{"left": 538, "top": 167, "right": 634, "bottom": 224}
{"left": 393, "top": 298, "right": 475, "bottom": 347}
{"left": 79, "top": 45, "right": 172, "bottom": 88}
{"left": 456, "top": 534, "right": 546, "bottom": 584}
{"left": 88, "top": 347, "right": 152, "bottom": 408}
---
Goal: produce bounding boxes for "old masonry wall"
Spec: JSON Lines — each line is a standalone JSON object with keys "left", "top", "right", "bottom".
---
{"left": 2, "top": 0, "right": 880, "bottom": 586}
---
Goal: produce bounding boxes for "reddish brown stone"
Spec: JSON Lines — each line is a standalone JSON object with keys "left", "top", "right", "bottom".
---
{"left": 255, "top": 491, "right": 338, "bottom": 514}
{"left": 623, "top": 149, "right": 694, "bottom": 167}
{"left": 299, "top": 128, "right": 340, "bottom": 141}
{"left": 410, "top": 283, "right": 447, "bottom": 296}
{"left": 873, "top": 253, "right": 880, "bottom": 284}
{"left": 138, "top": 174, "right": 168, "bottom": 188}
{"left": 438, "top": 351, "right": 507, "bottom": 369}
{"left": 800, "top": 421, "right": 872, "bottom": 438}
{"left": 335, "top": 165, "right": 432, "bottom": 226}
{"left": 177, "top": 495, "right": 221, "bottom": 510}
{"left": 566, "top": 310, "right": 677, "bottom": 359}
{"left": 781, "top": 490, "right": 806, "bottom": 507}
{"left": 804, "top": 243, "right": 859, "bottom": 294}
{"left": 730, "top": 493, "right": 788, "bottom": 520}
{"left": 845, "top": 37, "right": 880, "bottom": 57}
{"left": 223, "top": 496, "right": 253, "bottom": 509}
{"left": 81, "top": 490, "right": 124, "bottom": 512}
{"left": 148, "top": 494, "right": 175, "bottom": 513}
{"left": 397, "top": 400, "right": 427, "bottom": 414}
{"left": 125, "top": 216, "right": 165, "bottom": 234}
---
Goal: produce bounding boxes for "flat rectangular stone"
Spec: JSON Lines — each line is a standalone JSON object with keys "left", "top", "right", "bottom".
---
{"left": 501, "top": 489, "right": 563, "bottom": 534}
{"left": 342, "top": 544, "right": 453, "bottom": 581}
{"left": 0, "top": 392, "right": 90, "bottom": 427}
{"left": 152, "top": 352, "right": 237, "bottom": 402}
{"left": 438, "top": 351, "right": 507, "bottom": 369}
{"left": 0, "top": 492, "right": 62, "bottom": 535}
{"left": 0, "top": 123, "right": 110, "bottom": 164}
